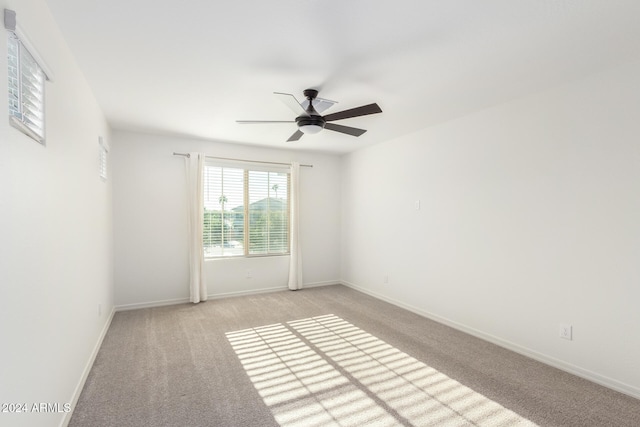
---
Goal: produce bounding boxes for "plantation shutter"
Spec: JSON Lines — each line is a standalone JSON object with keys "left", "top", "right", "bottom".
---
{"left": 7, "top": 32, "right": 46, "bottom": 143}
{"left": 98, "top": 137, "right": 109, "bottom": 180}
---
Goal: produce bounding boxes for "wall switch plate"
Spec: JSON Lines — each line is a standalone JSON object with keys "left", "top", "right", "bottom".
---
{"left": 559, "top": 324, "right": 572, "bottom": 340}
{"left": 415, "top": 200, "right": 421, "bottom": 210}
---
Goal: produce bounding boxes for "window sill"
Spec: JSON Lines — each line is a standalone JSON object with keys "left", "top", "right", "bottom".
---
{"left": 204, "top": 253, "right": 290, "bottom": 261}
{"left": 10, "top": 116, "right": 45, "bottom": 145}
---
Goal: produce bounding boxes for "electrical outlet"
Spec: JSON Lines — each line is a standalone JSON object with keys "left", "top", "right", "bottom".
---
{"left": 559, "top": 324, "right": 572, "bottom": 340}
{"left": 246, "top": 269, "right": 252, "bottom": 279}
{"left": 383, "top": 275, "right": 389, "bottom": 284}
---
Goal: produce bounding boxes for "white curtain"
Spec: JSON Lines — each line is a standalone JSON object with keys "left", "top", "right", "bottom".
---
{"left": 288, "top": 162, "right": 303, "bottom": 290}
{"left": 185, "top": 152, "right": 207, "bottom": 303}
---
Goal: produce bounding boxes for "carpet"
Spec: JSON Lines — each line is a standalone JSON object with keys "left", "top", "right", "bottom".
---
{"left": 69, "top": 285, "right": 640, "bottom": 426}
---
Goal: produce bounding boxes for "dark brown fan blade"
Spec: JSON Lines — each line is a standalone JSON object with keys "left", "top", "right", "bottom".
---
{"left": 287, "top": 129, "right": 304, "bottom": 142}
{"left": 236, "top": 120, "right": 295, "bottom": 124}
{"left": 324, "top": 123, "right": 367, "bottom": 137}
{"left": 323, "top": 103, "right": 382, "bottom": 122}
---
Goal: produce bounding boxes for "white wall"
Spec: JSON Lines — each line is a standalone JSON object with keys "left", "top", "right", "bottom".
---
{"left": 0, "top": 1, "right": 114, "bottom": 426}
{"left": 341, "top": 60, "right": 640, "bottom": 398}
{"left": 112, "top": 131, "right": 341, "bottom": 308}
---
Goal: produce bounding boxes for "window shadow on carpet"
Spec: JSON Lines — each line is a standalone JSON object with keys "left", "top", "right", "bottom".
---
{"left": 226, "top": 314, "right": 537, "bottom": 427}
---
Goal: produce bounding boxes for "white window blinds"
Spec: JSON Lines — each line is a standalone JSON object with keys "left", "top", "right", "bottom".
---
{"left": 248, "top": 170, "right": 289, "bottom": 255}
{"left": 203, "top": 166, "right": 245, "bottom": 257}
{"left": 202, "top": 162, "right": 290, "bottom": 257}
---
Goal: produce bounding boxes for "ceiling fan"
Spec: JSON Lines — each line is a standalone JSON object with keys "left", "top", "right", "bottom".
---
{"left": 236, "top": 89, "right": 382, "bottom": 142}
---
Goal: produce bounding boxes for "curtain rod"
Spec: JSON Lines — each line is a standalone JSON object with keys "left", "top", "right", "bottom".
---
{"left": 172, "top": 152, "right": 313, "bottom": 168}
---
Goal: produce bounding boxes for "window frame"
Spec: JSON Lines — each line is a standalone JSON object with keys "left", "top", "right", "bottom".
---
{"left": 203, "top": 161, "right": 291, "bottom": 259}
{"left": 6, "top": 17, "right": 52, "bottom": 145}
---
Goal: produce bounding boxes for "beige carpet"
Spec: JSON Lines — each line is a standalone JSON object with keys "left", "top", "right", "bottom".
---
{"left": 70, "top": 285, "right": 640, "bottom": 426}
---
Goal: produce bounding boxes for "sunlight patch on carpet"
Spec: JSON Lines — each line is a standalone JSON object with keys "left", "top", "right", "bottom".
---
{"left": 226, "top": 315, "right": 537, "bottom": 427}
{"left": 226, "top": 322, "right": 397, "bottom": 426}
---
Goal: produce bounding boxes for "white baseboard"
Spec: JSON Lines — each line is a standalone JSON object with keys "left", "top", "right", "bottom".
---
{"left": 303, "top": 280, "right": 341, "bottom": 288}
{"left": 340, "top": 280, "right": 640, "bottom": 401}
{"left": 206, "top": 280, "right": 339, "bottom": 298}
{"left": 60, "top": 306, "right": 116, "bottom": 427}
{"left": 115, "top": 280, "right": 341, "bottom": 311}
{"left": 115, "top": 297, "right": 191, "bottom": 311}
{"left": 208, "top": 285, "right": 289, "bottom": 299}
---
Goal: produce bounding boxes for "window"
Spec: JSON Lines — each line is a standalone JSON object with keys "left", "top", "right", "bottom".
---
{"left": 203, "top": 166, "right": 245, "bottom": 257}
{"left": 203, "top": 163, "right": 290, "bottom": 257}
{"left": 98, "top": 137, "right": 109, "bottom": 180}
{"left": 6, "top": 20, "right": 48, "bottom": 144}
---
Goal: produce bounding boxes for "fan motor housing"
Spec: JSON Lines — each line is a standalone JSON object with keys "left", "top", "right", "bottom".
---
{"left": 296, "top": 115, "right": 326, "bottom": 129}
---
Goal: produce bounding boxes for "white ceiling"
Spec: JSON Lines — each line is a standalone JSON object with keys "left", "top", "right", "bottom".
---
{"left": 44, "top": 0, "right": 640, "bottom": 154}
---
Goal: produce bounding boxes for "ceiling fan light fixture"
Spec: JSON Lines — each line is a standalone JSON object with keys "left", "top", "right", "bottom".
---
{"left": 299, "top": 124, "right": 323, "bottom": 134}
